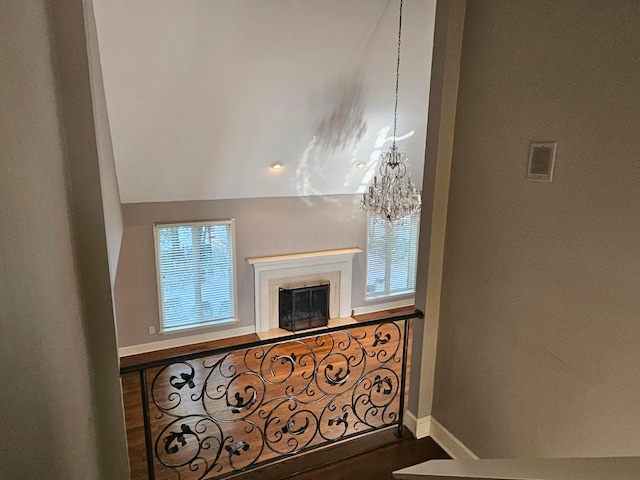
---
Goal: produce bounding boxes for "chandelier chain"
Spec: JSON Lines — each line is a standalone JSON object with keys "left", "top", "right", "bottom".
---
{"left": 361, "top": 0, "right": 420, "bottom": 224}
{"left": 392, "top": 0, "right": 403, "bottom": 147}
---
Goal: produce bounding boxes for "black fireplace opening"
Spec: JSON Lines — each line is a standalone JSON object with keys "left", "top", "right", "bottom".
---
{"left": 278, "top": 281, "right": 330, "bottom": 332}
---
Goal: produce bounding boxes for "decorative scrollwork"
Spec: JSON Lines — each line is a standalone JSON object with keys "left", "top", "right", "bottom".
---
{"left": 373, "top": 331, "right": 391, "bottom": 347}
{"left": 164, "top": 424, "right": 195, "bottom": 454}
{"left": 225, "top": 441, "right": 249, "bottom": 458}
{"left": 147, "top": 320, "right": 407, "bottom": 479}
{"left": 155, "top": 415, "right": 224, "bottom": 472}
{"left": 324, "top": 363, "right": 350, "bottom": 386}
{"left": 152, "top": 362, "right": 200, "bottom": 415}
{"left": 372, "top": 374, "right": 393, "bottom": 395}
{"left": 369, "top": 323, "right": 402, "bottom": 363}
{"left": 263, "top": 401, "right": 317, "bottom": 455}
{"left": 282, "top": 416, "right": 309, "bottom": 435}
{"left": 328, "top": 412, "right": 348, "bottom": 428}
{"left": 170, "top": 371, "right": 196, "bottom": 390}
{"left": 227, "top": 387, "right": 258, "bottom": 414}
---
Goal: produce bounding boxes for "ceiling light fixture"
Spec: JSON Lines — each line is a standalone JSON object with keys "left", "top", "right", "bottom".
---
{"left": 270, "top": 162, "right": 284, "bottom": 170}
{"left": 361, "top": 0, "right": 421, "bottom": 224}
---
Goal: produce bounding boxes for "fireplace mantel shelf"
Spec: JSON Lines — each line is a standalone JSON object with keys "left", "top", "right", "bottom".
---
{"left": 246, "top": 247, "right": 362, "bottom": 266}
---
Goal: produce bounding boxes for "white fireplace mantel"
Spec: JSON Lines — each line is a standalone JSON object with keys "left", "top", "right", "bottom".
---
{"left": 247, "top": 248, "right": 361, "bottom": 333}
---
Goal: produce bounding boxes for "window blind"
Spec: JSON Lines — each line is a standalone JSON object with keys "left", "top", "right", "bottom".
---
{"left": 365, "top": 212, "right": 420, "bottom": 300}
{"left": 153, "top": 220, "right": 237, "bottom": 332}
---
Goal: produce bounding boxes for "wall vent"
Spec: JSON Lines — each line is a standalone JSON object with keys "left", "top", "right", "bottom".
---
{"left": 527, "top": 142, "right": 557, "bottom": 182}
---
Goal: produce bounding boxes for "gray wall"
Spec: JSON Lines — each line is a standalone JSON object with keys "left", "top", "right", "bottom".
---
{"left": 0, "top": 1, "right": 127, "bottom": 478}
{"left": 84, "top": 0, "right": 124, "bottom": 288}
{"left": 432, "top": 0, "right": 640, "bottom": 458}
{"left": 116, "top": 195, "right": 398, "bottom": 348}
{"left": 409, "top": 0, "right": 466, "bottom": 421}
{"left": 49, "top": 0, "right": 130, "bottom": 477}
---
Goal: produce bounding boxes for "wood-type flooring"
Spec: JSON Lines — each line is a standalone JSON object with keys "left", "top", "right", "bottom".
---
{"left": 278, "top": 434, "right": 448, "bottom": 480}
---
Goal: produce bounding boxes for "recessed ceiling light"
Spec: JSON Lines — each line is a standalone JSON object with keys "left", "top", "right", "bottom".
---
{"left": 355, "top": 162, "right": 366, "bottom": 169}
{"left": 271, "top": 162, "right": 284, "bottom": 170}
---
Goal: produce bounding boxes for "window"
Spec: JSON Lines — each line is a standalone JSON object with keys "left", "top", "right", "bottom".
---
{"left": 365, "top": 213, "right": 420, "bottom": 300}
{"left": 153, "top": 219, "right": 237, "bottom": 332}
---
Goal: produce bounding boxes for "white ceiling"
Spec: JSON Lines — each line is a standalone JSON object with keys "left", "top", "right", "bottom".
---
{"left": 93, "top": 0, "right": 436, "bottom": 203}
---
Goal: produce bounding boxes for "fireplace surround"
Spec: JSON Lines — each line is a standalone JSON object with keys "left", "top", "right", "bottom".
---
{"left": 246, "top": 248, "right": 361, "bottom": 333}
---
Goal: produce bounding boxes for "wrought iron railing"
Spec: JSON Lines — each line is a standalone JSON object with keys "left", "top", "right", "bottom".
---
{"left": 121, "top": 310, "right": 423, "bottom": 480}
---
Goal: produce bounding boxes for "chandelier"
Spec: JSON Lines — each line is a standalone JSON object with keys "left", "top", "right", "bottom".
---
{"left": 361, "top": 0, "right": 421, "bottom": 224}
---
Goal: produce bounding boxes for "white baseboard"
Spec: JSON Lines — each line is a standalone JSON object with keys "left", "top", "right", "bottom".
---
{"left": 404, "top": 410, "right": 431, "bottom": 439}
{"left": 429, "top": 415, "right": 478, "bottom": 460}
{"left": 352, "top": 298, "right": 414, "bottom": 316}
{"left": 118, "top": 325, "right": 256, "bottom": 358}
{"left": 404, "top": 412, "right": 478, "bottom": 460}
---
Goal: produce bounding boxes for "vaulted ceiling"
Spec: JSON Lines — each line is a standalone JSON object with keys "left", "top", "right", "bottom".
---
{"left": 93, "top": 0, "right": 436, "bottom": 203}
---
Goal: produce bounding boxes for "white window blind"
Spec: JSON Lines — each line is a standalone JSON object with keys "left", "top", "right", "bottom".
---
{"left": 365, "top": 212, "right": 420, "bottom": 300}
{"left": 153, "top": 220, "right": 237, "bottom": 332}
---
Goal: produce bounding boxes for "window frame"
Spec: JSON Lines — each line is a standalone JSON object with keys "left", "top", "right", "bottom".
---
{"left": 153, "top": 218, "right": 239, "bottom": 334}
{"left": 364, "top": 212, "right": 420, "bottom": 301}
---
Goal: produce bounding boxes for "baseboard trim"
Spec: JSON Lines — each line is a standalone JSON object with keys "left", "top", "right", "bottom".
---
{"left": 429, "top": 416, "right": 478, "bottom": 460}
{"left": 352, "top": 298, "right": 414, "bottom": 316}
{"left": 404, "top": 410, "right": 431, "bottom": 439}
{"left": 118, "top": 325, "right": 256, "bottom": 357}
{"left": 404, "top": 412, "right": 478, "bottom": 460}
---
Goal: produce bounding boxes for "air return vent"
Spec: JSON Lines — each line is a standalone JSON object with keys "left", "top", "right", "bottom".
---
{"left": 527, "top": 142, "right": 557, "bottom": 182}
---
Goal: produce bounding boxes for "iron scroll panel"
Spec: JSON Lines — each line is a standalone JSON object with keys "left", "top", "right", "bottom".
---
{"left": 144, "top": 320, "right": 407, "bottom": 480}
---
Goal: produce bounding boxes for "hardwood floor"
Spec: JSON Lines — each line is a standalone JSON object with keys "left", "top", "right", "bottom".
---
{"left": 279, "top": 434, "right": 448, "bottom": 480}
{"left": 217, "top": 428, "right": 442, "bottom": 480}
{"left": 120, "top": 306, "right": 416, "bottom": 371}
{"left": 120, "top": 333, "right": 261, "bottom": 370}
{"left": 352, "top": 306, "right": 416, "bottom": 323}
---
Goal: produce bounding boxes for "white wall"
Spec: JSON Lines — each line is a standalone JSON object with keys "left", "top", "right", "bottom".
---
{"left": 432, "top": 0, "right": 640, "bottom": 458}
{"left": 91, "top": 0, "right": 435, "bottom": 203}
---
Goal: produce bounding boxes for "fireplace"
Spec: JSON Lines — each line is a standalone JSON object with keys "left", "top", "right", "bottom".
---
{"left": 247, "top": 248, "right": 361, "bottom": 333}
{"left": 278, "top": 281, "right": 330, "bottom": 332}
